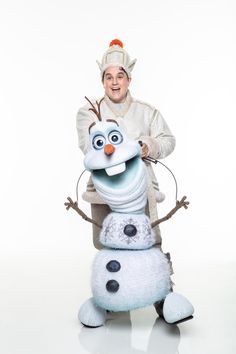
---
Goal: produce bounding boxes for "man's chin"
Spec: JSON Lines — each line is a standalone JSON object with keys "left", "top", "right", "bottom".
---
{"left": 108, "top": 93, "right": 126, "bottom": 104}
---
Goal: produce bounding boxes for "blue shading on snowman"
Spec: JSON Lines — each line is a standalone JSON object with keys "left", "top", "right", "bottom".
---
{"left": 65, "top": 98, "right": 194, "bottom": 327}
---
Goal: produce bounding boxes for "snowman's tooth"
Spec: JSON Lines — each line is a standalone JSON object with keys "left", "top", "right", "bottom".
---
{"left": 105, "top": 162, "right": 126, "bottom": 176}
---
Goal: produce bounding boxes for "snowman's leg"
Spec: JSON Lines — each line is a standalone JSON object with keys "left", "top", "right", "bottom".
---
{"left": 163, "top": 292, "right": 194, "bottom": 324}
{"left": 154, "top": 283, "right": 173, "bottom": 318}
{"left": 78, "top": 297, "right": 107, "bottom": 328}
{"left": 154, "top": 299, "right": 165, "bottom": 318}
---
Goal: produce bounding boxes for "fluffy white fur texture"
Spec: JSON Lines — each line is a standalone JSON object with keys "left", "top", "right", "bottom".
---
{"left": 99, "top": 212, "right": 156, "bottom": 249}
{"left": 91, "top": 248, "right": 171, "bottom": 312}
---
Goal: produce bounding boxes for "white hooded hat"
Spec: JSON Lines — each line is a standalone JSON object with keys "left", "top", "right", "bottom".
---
{"left": 96, "top": 39, "right": 137, "bottom": 78}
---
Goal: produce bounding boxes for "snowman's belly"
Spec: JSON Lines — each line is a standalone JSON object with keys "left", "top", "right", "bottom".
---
{"left": 91, "top": 248, "right": 171, "bottom": 311}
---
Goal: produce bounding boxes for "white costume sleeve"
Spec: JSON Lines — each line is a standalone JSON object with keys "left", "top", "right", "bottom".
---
{"left": 139, "top": 109, "right": 176, "bottom": 159}
{"left": 76, "top": 104, "right": 95, "bottom": 154}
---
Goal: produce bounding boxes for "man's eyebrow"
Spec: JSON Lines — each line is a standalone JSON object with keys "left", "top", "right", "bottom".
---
{"left": 88, "top": 121, "right": 96, "bottom": 133}
{"left": 110, "top": 72, "right": 125, "bottom": 75}
{"left": 104, "top": 71, "right": 124, "bottom": 76}
{"left": 106, "top": 119, "right": 119, "bottom": 126}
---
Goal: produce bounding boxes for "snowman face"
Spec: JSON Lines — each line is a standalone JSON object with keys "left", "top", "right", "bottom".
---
{"left": 84, "top": 121, "right": 142, "bottom": 190}
{"left": 84, "top": 121, "right": 140, "bottom": 175}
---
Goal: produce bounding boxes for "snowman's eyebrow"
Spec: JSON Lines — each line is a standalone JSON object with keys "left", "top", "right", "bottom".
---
{"left": 106, "top": 119, "right": 119, "bottom": 126}
{"left": 88, "top": 119, "right": 119, "bottom": 133}
{"left": 88, "top": 122, "right": 96, "bottom": 133}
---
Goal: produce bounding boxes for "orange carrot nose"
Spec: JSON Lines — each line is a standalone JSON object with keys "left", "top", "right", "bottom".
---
{"left": 104, "top": 143, "right": 115, "bottom": 156}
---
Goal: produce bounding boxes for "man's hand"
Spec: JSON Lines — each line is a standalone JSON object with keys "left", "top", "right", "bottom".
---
{"left": 141, "top": 142, "right": 149, "bottom": 158}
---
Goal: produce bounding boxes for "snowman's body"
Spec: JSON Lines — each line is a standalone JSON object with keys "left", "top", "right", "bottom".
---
{"left": 92, "top": 247, "right": 171, "bottom": 312}
{"left": 78, "top": 120, "right": 194, "bottom": 327}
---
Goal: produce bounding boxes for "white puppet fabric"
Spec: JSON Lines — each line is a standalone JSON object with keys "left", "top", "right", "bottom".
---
{"left": 78, "top": 297, "right": 106, "bottom": 327}
{"left": 91, "top": 158, "right": 147, "bottom": 214}
{"left": 77, "top": 92, "right": 175, "bottom": 246}
{"left": 100, "top": 212, "right": 156, "bottom": 250}
{"left": 163, "top": 293, "right": 194, "bottom": 324}
{"left": 76, "top": 105, "right": 193, "bottom": 324}
{"left": 84, "top": 120, "right": 148, "bottom": 214}
{"left": 91, "top": 248, "right": 171, "bottom": 312}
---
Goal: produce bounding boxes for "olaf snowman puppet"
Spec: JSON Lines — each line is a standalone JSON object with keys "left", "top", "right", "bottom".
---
{"left": 65, "top": 97, "right": 194, "bottom": 327}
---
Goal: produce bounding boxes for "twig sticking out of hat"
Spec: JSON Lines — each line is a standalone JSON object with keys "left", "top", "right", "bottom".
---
{"left": 85, "top": 96, "right": 104, "bottom": 121}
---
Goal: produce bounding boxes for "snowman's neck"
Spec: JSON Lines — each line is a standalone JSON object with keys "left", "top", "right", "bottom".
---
{"left": 92, "top": 162, "right": 147, "bottom": 214}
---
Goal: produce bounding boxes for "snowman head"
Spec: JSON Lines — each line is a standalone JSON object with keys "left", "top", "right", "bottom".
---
{"left": 84, "top": 120, "right": 140, "bottom": 175}
{"left": 84, "top": 120, "right": 147, "bottom": 213}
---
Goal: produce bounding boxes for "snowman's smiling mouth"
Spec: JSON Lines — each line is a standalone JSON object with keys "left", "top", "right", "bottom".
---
{"left": 92, "top": 156, "right": 141, "bottom": 189}
{"left": 105, "top": 162, "right": 126, "bottom": 176}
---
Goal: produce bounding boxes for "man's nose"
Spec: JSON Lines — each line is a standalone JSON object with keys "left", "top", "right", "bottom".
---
{"left": 104, "top": 144, "right": 115, "bottom": 156}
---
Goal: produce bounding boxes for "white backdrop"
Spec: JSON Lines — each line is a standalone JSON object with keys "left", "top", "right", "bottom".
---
{"left": 1, "top": 2, "right": 236, "bottom": 353}
{"left": 0, "top": 0, "right": 236, "bottom": 269}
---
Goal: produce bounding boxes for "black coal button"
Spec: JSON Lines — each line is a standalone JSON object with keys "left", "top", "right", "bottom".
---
{"left": 106, "top": 280, "right": 119, "bottom": 293}
{"left": 106, "top": 260, "right": 121, "bottom": 272}
{"left": 124, "top": 224, "right": 137, "bottom": 237}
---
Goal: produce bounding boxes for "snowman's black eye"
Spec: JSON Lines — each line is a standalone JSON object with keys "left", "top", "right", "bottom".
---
{"left": 92, "top": 135, "right": 106, "bottom": 149}
{"left": 108, "top": 130, "right": 123, "bottom": 145}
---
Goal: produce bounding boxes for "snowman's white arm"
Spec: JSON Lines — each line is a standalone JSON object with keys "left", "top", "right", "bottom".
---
{"left": 151, "top": 196, "right": 189, "bottom": 228}
{"left": 64, "top": 197, "right": 102, "bottom": 229}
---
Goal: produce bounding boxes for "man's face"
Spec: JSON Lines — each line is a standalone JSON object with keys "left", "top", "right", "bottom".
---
{"left": 103, "top": 66, "right": 131, "bottom": 103}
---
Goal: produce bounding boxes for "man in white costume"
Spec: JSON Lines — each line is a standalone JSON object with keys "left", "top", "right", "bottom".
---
{"left": 76, "top": 39, "right": 176, "bottom": 250}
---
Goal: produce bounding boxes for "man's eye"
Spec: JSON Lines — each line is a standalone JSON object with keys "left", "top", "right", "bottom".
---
{"left": 92, "top": 135, "right": 106, "bottom": 149}
{"left": 108, "top": 131, "right": 123, "bottom": 145}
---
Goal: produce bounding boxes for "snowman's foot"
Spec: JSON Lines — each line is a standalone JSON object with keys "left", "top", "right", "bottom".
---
{"left": 78, "top": 298, "right": 106, "bottom": 328}
{"left": 163, "top": 293, "right": 194, "bottom": 324}
{"left": 170, "top": 315, "right": 193, "bottom": 325}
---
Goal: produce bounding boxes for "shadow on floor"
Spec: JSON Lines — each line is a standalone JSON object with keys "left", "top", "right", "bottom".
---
{"left": 78, "top": 312, "right": 180, "bottom": 354}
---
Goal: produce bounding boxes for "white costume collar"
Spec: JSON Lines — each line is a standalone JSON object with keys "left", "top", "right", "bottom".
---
{"left": 104, "top": 91, "right": 132, "bottom": 117}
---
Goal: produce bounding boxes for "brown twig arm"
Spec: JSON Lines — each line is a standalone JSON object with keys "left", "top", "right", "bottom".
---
{"left": 151, "top": 196, "right": 190, "bottom": 228}
{"left": 64, "top": 197, "right": 102, "bottom": 229}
